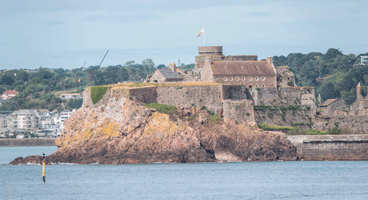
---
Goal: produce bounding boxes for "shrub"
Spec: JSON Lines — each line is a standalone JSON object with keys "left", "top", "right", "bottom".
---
{"left": 91, "top": 86, "right": 108, "bottom": 104}
{"left": 287, "top": 81, "right": 292, "bottom": 86}
{"left": 257, "top": 123, "right": 294, "bottom": 131}
{"left": 144, "top": 103, "right": 177, "bottom": 115}
{"left": 208, "top": 115, "right": 221, "bottom": 123}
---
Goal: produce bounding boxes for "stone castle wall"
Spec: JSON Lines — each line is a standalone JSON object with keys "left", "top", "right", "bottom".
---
{"left": 251, "top": 87, "right": 316, "bottom": 128}
{"left": 223, "top": 100, "right": 254, "bottom": 124}
{"left": 254, "top": 105, "right": 314, "bottom": 129}
{"left": 222, "top": 85, "right": 249, "bottom": 100}
{"left": 288, "top": 135, "right": 368, "bottom": 160}
{"left": 157, "top": 86, "right": 224, "bottom": 114}
{"left": 312, "top": 115, "right": 368, "bottom": 133}
{"left": 128, "top": 87, "right": 157, "bottom": 103}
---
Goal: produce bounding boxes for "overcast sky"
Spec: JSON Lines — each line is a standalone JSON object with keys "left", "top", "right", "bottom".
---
{"left": 1, "top": 0, "right": 367, "bottom": 69}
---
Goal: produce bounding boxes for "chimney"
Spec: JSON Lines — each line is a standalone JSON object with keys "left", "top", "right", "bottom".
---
{"left": 357, "top": 82, "right": 363, "bottom": 101}
{"left": 169, "top": 63, "right": 176, "bottom": 72}
{"left": 266, "top": 57, "right": 273, "bottom": 65}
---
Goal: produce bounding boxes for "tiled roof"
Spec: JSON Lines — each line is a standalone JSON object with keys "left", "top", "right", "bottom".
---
{"left": 3, "top": 90, "right": 18, "bottom": 95}
{"left": 320, "top": 99, "right": 338, "bottom": 107}
{"left": 210, "top": 61, "right": 275, "bottom": 76}
{"left": 158, "top": 68, "right": 182, "bottom": 79}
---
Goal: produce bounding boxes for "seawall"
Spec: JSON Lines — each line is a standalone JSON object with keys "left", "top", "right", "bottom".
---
{"left": 287, "top": 135, "right": 368, "bottom": 161}
{"left": 0, "top": 138, "right": 56, "bottom": 147}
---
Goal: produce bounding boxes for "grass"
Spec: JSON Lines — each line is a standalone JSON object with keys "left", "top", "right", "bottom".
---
{"left": 144, "top": 103, "right": 177, "bottom": 115}
{"left": 90, "top": 86, "right": 108, "bottom": 104}
{"left": 257, "top": 123, "right": 353, "bottom": 135}
{"left": 208, "top": 115, "right": 221, "bottom": 124}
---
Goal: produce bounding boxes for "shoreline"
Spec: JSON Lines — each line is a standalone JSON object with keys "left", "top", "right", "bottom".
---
{"left": 0, "top": 138, "right": 56, "bottom": 147}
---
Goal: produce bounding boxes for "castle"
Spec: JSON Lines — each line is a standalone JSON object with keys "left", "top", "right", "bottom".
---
{"left": 104, "top": 46, "right": 368, "bottom": 134}
{"left": 147, "top": 46, "right": 296, "bottom": 88}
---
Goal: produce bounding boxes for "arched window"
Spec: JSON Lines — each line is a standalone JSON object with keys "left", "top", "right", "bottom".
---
{"left": 224, "top": 78, "right": 227, "bottom": 81}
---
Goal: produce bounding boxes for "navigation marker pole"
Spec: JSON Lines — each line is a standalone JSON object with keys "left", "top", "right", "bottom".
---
{"left": 42, "top": 152, "right": 46, "bottom": 184}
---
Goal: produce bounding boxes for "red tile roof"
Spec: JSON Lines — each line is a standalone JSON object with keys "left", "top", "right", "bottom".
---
{"left": 210, "top": 61, "right": 275, "bottom": 76}
{"left": 2, "top": 90, "right": 18, "bottom": 95}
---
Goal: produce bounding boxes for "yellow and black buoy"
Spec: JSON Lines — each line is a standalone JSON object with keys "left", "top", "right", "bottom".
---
{"left": 42, "top": 152, "right": 46, "bottom": 184}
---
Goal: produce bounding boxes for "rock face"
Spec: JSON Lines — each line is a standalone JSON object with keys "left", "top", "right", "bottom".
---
{"left": 10, "top": 97, "right": 297, "bottom": 165}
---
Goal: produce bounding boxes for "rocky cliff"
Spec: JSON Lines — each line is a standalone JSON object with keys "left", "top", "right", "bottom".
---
{"left": 10, "top": 96, "right": 297, "bottom": 165}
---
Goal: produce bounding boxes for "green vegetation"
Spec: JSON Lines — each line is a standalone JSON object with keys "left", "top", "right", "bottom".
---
{"left": 208, "top": 115, "right": 221, "bottom": 123}
{"left": 257, "top": 123, "right": 294, "bottom": 131}
{"left": 273, "top": 48, "right": 368, "bottom": 105}
{"left": 144, "top": 103, "right": 177, "bottom": 115}
{"left": 201, "top": 106, "right": 214, "bottom": 115}
{"left": 0, "top": 58, "right": 159, "bottom": 111}
{"left": 90, "top": 86, "right": 108, "bottom": 104}
{"left": 258, "top": 123, "right": 354, "bottom": 135}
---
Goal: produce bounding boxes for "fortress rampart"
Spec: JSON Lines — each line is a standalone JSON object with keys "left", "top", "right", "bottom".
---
{"left": 82, "top": 83, "right": 368, "bottom": 133}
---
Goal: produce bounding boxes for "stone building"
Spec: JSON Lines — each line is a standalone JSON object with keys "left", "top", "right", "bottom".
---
{"left": 275, "top": 66, "right": 296, "bottom": 87}
{"left": 319, "top": 98, "right": 347, "bottom": 115}
{"left": 195, "top": 46, "right": 257, "bottom": 70}
{"left": 201, "top": 57, "right": 277, "bottom": 87}
{"left": 1, "top": 90, "right": 19, "bottom": 100}
{"left": 149, "top": 63, "right": 183, "bottom": 83}
{"left": 351, "top": 82, "right": 368, "bottom": 111}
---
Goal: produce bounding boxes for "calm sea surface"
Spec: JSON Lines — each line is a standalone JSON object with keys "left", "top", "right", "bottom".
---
{"left": 0, "top": 146, "right": 367, "bottom": 200}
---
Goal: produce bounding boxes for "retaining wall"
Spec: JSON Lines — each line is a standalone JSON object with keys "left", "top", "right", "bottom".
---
{"left": 287, "top": 135, "right": 368, "bottom": 160}
{"left": 0, "top": 138, "right": 56, "bottom": 146}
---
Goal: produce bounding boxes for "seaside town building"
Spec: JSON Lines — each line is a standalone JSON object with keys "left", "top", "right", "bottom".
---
{"left": 361, "top": 56, "right": 368, "bottom": 65}
{"left": 1, "top": 109, "right": 76, "bottom": 137}
{"left": 1, "top": 90, "right": 19, "bottom": 100}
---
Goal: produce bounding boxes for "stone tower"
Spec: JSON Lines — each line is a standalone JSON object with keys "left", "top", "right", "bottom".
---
{"left": 195, "top": 46, "right": 224, "bottom": 70}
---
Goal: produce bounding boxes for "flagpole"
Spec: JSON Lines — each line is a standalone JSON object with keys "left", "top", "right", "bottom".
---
{"left": 203, "top": 27, "right": 205, "bottom": 46}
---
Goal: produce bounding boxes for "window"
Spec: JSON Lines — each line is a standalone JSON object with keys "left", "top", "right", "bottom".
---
{"left": 262, "top": 77, "right": 265, "bottom": 81}
{"left": 256, "top": 85, "right": 258, "bottom": 88}
{"left": 236, "top": 77, "right": 239, "bottom": 81}
{"left": 224, "top": 78, "right": 227, "bottom": 81}
{"left": 243, "top": 77, "right": 245, "bottom": 81}
{"left": 230, "top": 77, "right": 233, "bottom": 81}
{"left": 262, "top": 85, "right": 265, "bottom": 87}
{"left": 255, "top": 77, "right": 258, "bottom": 81}
{"left": 249, "top": 78, "right": 252, "bottom": 81}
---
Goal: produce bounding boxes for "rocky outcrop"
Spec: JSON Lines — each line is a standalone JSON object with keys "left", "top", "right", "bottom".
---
{"left": 10, "top": 96, "right": 297, "bottom": 165}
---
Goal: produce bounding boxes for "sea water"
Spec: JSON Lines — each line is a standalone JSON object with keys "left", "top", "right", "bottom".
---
{"left": 1, "top": 146, "right": 367, "bottom": 200}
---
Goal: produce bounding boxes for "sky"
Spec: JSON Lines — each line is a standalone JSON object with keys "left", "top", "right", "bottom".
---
{"left": 0, "top": 0, "right": 367, "bottom": 69}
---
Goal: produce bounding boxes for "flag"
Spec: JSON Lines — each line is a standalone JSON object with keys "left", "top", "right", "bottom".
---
{"left": 78, "top": 78, "right": 80, "bottom": 82}
{"left": 196, "top": 27, "right": 204, "bottom": 37}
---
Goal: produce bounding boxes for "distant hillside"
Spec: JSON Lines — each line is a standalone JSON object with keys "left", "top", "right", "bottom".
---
{"left": 273, "top": 48, "right": 368, "bottom": 105}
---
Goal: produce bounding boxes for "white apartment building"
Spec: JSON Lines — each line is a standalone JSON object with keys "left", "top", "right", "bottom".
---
{"left": 362, "top": 56, "right": 368, "bottom": 65}
{"left": 7, "top": 110, "right": 39, "bottom": 130}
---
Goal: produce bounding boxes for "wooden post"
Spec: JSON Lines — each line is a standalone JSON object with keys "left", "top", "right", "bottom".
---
{"left": 42, "top": 152, "right": 45, "bottom": 184}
